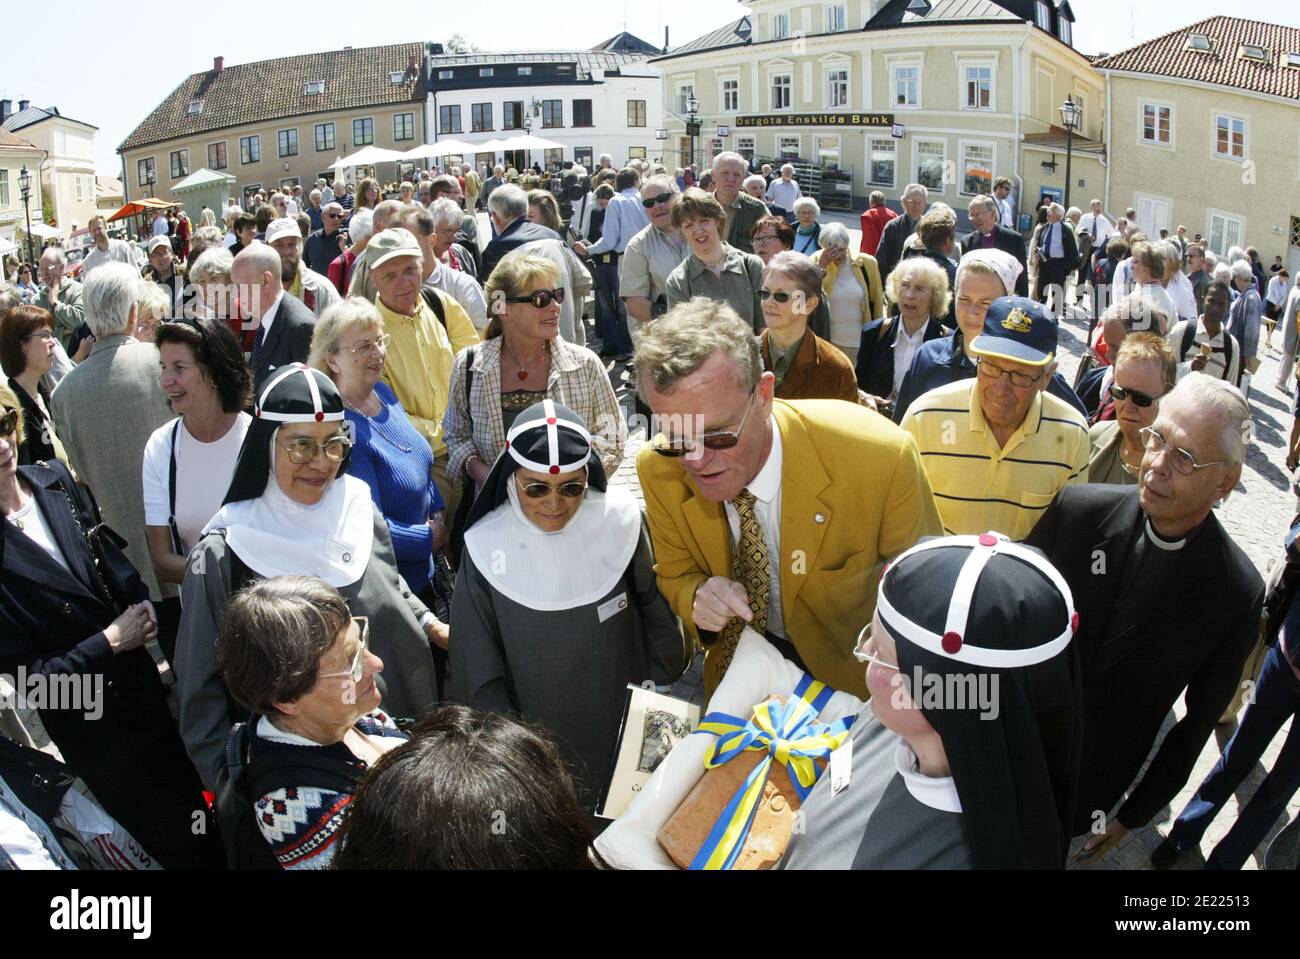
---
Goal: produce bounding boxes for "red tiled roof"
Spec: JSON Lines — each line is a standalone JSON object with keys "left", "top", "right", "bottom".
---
{"left": 0, "top": 128, "right": 40, "bottom": 152}
{"left": 119, "top": 42, "right": 424, "bottom": 153}
{"left": 1094, "top": 16, "right": 1300, "bottom": 100}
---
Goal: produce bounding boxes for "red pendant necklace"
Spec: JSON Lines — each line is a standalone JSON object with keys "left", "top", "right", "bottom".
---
{"left": 503, "top": 339, "right": 544, "bottom": 381}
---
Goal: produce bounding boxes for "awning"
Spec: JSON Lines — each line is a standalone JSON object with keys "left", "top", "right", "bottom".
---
{"left": 491, "top": 134, "right": 566, "bottom": 152}
{"left": 24, "top": 222, "right": 62, "bottom": 239}
{"left": 0, "top": 236, "right": 17, "bottom": 257}
{"left": 403, "top": 139, "right": 480, "bottom": 160}
{"left": 106, "top": 198, "right": 177, "bottom": 222}
{"left": 331, "top": 146, "right": 406, "bottom": 170}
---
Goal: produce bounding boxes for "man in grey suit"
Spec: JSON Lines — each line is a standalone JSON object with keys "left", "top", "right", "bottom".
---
{"left": 231, "top": 242, "right": 317, "bottom": 389}
{"left": 50, "top": 262, "right": 173, "bottom": 602}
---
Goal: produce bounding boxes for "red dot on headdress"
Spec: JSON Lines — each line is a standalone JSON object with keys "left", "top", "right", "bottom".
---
{"left": 315, "top": 411, "right": 324, "bottom": 422}
{"left": 547, "top": 417, "right": 557, "bottom": 425}
{"left": 978, "top": 533, "right": 998, "bottom": 547}
{"left": 504, "top": 440, "right": 510, "bottom": 449}
{"left": 1071, "top": 611, "right": 1080, "bottom": 633}
{"left": 549, "top": 465, "right": 560, "bottom": 474}
{"left": 941, "top": 631, "right": 963, "bottom": 655}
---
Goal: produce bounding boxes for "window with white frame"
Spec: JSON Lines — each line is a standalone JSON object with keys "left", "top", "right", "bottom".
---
{"left": 239, "top": 136, "right": 259, "bottom": 164}
{"left": 773, "top": 13, "right": 790, "bottom": 40}
{"left": 827, "top": 4, "right": 846, "bottom": 31}
{"left": 1073, "top": 93, "right": 1086, "bottom": 132}
{"left": 315, "top": 123, "right": 335, "bottom": 152}
{"left": 0, "top": 171, "right": 9, "bottom": 206}
{"left": 277, "top": 129, "right": 298, "bottom": 157}
{"left": 916, "top": 139, "right": 946, "bottom": 192}
{"left": 737, "top": 136, "right": 755, "bottom": 161}
{"left": 75, "top": 176, "right": 83, "bottom": 202}
{"left": 1139, "top": 103, "right": 1170, "bottom": 145}
{"left": 1208, "top": 211, "right": 1244, "bottom": 256}
{"left": 1058, "top": 17, "right": 1073, "bottom": 46}
{"left": 963, "top": 65, "right": 992, "bottom": 110}
{"left": 722, "top": 78, "right": 739, "bottom": 112}
{"left": 869, "top": 138, "right": 896, "bottom": 187}
{"left": 518, "top": 66, "right": 532, "bottom": 76}
{"left": 779, "top": 136, "right": 800, "bottom": 158}
{"left": 1215, "top": 114, "right": 1245, "bottom": 159}
{"left": 352, "top": 118, "right": 374, "bottom": 146}
{"left": 1035, "top": 1, "right": 1051, "bottom": 31}
{"left": 772, "top": 74, "right": 792, "bottom": 110}
{"left": 894, "top": 64, "right": 920, "bottom": 107}
{"left": 676, "top": 83, "right": 695, "bottom": 115}
{"left": 961, "top": 143, "right": 993, "bottom": 195}
{"left": 627, "top": 100, "right": 647, "bottom": 127}
{"left": 827, "top": 69, "right": 849, "bottom": 108}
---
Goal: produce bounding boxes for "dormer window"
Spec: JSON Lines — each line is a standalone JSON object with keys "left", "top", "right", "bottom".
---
{"left": 907, "top": 0, "right": 931, "bottom": 13}
{"left": 187, "top": 99, "right": 203, "bottom": 115}
{"left": 1286, "top": 52, "right": 1300, "bottom": 68}
{"left": 1034, "top": 1, "right": 1051, "bottom": 31}
{"left": 1058, "top": 18, "right": 1073, "bottom": 46}
{"left": 773, "top": 13, "right": 790, "bottom": 40}
{"left": 1240, "top": 44, "right": 1267, "bottom": 62}
{"left": 304, "top": 81, "right": 325, "bottom": 95}
{"left": 1187, "top": 34, "right": 1213, "bottom": 52}
{"left": 389, "top": 71, "right": 406, "bottom": 84}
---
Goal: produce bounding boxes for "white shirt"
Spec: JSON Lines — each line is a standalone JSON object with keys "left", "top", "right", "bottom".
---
{"left": 1078, "top": 211, "right": 1114, "bottom": 245}
{"left": 724, "top": 418, "right": 785, "bottom": 639}
{"left": 891, "top": 317, "right": 930, "bottom": 399}
{"left": 425, "top": 260, "right": 487, "bottom": 330}
{"left": 6, "top": 497, "right": 70, "bottom": 575}
{"left": 1167, "top": 272, "right": 1198, "bottom": 324}
{"left": 1169, "top": 318, "right": 1240, "bottom": 385}
{"left": 765, "top": 178, "right": 801, "bottom": 212}
{"left": 152, "top": 215, "right": 169, "bottom": 236}
{"left": 80, "top": 239, "right": 136, "bottom": 280}
{"left": 285, "top": 198, "right": 301, "bottom": 216}
{"left": 1267, "top": 275, "right": 1290, "bottom": 308}
{"left": 828, "top": 262, "right": 866, "bottom": 348}
{"left": 1135, "top": 283, "right": 1176, "bottom": 332}
{"left": 1111, "top": 258, "right": 1134, "bottom": 302}
{"left": 142, "top": 414, "right": 252, "bottom": 555}
{"left": 997, "top": 194, "right": 1016, "bottom": 230}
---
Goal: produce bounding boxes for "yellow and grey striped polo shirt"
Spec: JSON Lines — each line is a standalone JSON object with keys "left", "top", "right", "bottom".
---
{"left": 900, "top": 378, "right": 1090, "bottom": 541}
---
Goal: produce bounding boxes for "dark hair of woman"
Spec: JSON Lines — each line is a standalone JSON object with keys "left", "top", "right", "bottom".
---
{"left": 332, "top": 704, "right": 601, "bottom": 870}
{"left": 751, "top": 215, "right": 795, "bottom": 250}
{"left": 254, "top": 205, "right": 276, "bottom": 233}
{"left": 155, "top": 315, "right": 253, "bottom": 414}
{"left": 0, "top": 304, "right": 54, "bottom": 377}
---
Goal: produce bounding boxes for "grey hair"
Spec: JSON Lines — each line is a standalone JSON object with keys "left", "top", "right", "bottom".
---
{"left": 780, "top": 163, "right": 795, "bottom": 175}
{"left": 1230, "top": 260, "right": 1253, "bottom": 282}
{"left": 399, "top": 203, "right": 435, "bottom": 237}
{"left": 190, "top": 246, "right": 234, "bottom": 286}
{"left": 39, "top": 247, "right": 66, "bottom": 266}
{"left": 902, "top": 183, "right": 928, "bottom": 200}
{"left": 642, "top": 174, "right": 679, "bottom": 197}
{"left": 83, "top": 261, "right": 141, "bottom": 338}
{"left": 763, "top": 251, "right": 823, "bottom": 304}
{"left": 372, "top": 199, "right": 404, "bottom": 232}
{"left": 819, "top": 222, "right": 852, "bottom": 249}
{"left": 1226, "top": 246, "right": 1246, "bottom": 264}
{"left": 1066, "top": 206, "right": 1082, "bottom": 221}
{"left": 968, "top": 194, "right": 998, "bottom": 216}
{"left": 309, "top": 296, "right": 383, "bottom": 374}
{"left": 1157, "top": 240, "right": 1183, "bottom": 266}
{"left": 1048, "top": 202, "right": 1065, "bottom": 218}
{"left": 1164, "top": 372, "right": 1251, "bottom": 466}
{"left": 348, "top": 209, "right": 375, "bottom": 244}
{"left": 743, "top": 174, "right": 766, "bottom": 193}
{"left": 869, "top": 190, "right": 886, "bottom": 206}
{"left": 309, "top": 189, "right": 323, "bottom": 201}
{"left": 1102, "top": 292, "right": 1169, "bottom": 335}
{"left": 1212, "top": 262, "right": 1233, "bottom": 284}
{"left": 793, "top": 196, "right": 820, "bottom": 217}
{"left": 488, "top": 183, "right": 528, "bottom": 220}
{"left": 711, "top": 151, "right": 747, "bottom": 172}
{"left": 429, "top": 197, "right": 463, "bottom": 231}
{"left": 634, "top": 296, "right": 762, "bottom": 402}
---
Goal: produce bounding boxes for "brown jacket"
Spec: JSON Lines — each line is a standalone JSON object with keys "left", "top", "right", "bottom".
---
{"left": 762, "top": 329, "right": 859, "bottom": 403}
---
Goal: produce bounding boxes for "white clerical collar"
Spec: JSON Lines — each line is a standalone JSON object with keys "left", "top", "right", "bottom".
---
{"left": 895, "top": 739, "right": 962, "bottom": 813}
{"left": 1145, "top": 517, "right": 1187, "bottom": 551}
{"left": 742, "top": 415, "right": 782, "bottom": 505}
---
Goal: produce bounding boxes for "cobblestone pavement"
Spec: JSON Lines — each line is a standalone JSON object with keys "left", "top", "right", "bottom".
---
{"left": 603, "top": 211, "right": 1297, "bottom": 870}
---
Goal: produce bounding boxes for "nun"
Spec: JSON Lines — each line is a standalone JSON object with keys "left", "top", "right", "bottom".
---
{"left": 450, "top": 399, "right": 690, "bottom": 811}
{"left": 174, "top": 364, "right": 441, "bottom": 790}
{"left": 779, "top": 532, "right": 1082, "bottom": 869}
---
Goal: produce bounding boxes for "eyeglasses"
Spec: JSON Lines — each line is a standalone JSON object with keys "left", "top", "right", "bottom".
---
{"left": 1139, "top": 426, "right": 1226, "bottom": 476}
{"left": 652, "top": 388, "right": 758, "bottom": 457}
{"left": 277, "top": 434, "right": 352, "bottom": 465}
{"left": 976, "top": 358, "right": 1045, "bottom": 389}
{"left": 852, "top": 622, "right": 898, "bottom": 671}
{"left": 319, "top": 617, "right": 369, "bottom": 683}
{"left": 506, "top": 288, "right": 566, "bottom": 309}
{"left": 515, "top": 475, "right": 588, "bottom": 499}
{"left": 1109, "top": 383, "right": 1161, "bottom": 409}
{"left": 24, "top": 329, "right": 55, "bottom": 342}
{"left": 324, "top": 213, "right": 342, "bottom": 220}
{"left": 0, "top": 408, "right": 18, "bottom": 438}
{"left": 752, "top": 234, "right": 781, "bottom": 244}
{"left": 642, "top": 192, "right": 674, "bottom": 209}
{"left": 758, "top": 289, "right": 795, "bottom": 304}
{"left": 346, "top": 333, "right": 391, "bottom": 355}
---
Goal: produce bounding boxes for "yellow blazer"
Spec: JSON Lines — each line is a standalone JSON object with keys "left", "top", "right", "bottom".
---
{"left": 637, "top": 398, "right": 942, "bottom": 697}
{"left": 822, "top": 253, "right": 885, "bottom": 326}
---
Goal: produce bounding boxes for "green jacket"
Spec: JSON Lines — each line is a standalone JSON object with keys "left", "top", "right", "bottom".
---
{"left": 35, "top": 278, "right": 85, "bottom": 349}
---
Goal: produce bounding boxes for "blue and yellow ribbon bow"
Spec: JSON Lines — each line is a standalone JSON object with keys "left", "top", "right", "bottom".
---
{"left": 688, "top": 673, "right": 854, "bottom": 870}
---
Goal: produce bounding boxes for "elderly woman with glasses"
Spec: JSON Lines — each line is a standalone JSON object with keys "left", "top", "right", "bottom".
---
{"left": 856, "top": 256, "right": 950, "bottom": 412}
{"left": 216, "top": 575, "right": 409, "bottom": 869}
{"left": 0, "top": 305, "right": 69, "bottom": 466}
{"left": 450, "top": 400, "right": 688, "bottom": 813}
{"left": 791, "top": 197, "right": 823, "bottom": 256}
{"left": 758, "top": 252, "right": 858, "bottom": 403}
{"left": 1087, "top": 333, "right": 1175, "bottom": 485}
{"left": 665, "top": 188, "right": 766, "bottom": 331}
{"left": 175, "top": 364, "right": 440, "bottom": 792}
{"left": 816, "top": 221, "right": 885, "bottom": 364}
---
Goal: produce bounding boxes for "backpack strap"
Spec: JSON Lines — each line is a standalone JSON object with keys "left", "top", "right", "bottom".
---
{"left": 1178, "top": 321, "right": 1198, "bottom": 363}
{"left": 420, "top": 285, "right": 449, "bottom": 332}
{"left": 167, "top": 419, "right": 184, "bottom": 555}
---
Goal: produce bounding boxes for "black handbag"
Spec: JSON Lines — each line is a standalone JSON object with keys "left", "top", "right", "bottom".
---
{"left": 45, "top": 463, "right": 141, "bottom": 613}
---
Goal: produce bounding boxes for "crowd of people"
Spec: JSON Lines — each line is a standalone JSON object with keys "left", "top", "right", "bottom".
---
{"left": 0, "top": 147, "right": 1295, "bottom": 873}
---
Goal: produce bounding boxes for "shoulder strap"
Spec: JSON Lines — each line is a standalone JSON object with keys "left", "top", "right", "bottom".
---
{"left": 857, "top": 263, "right": 873, "bottom": 300}
{"left": 420, "top": 285, "right": 449, "bottom": 332}
{"left": 464, "top": 344, "right": 479, "bottom": 406}
{"left": 1178, "top": 322, "right": 1197, "bottom": 362}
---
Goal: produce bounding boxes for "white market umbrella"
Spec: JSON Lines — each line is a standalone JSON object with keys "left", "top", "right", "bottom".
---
{"left": 331, "top": 146, "right": 406, "bottom": 171}
{"left": 404, "top": 139, "right": 480, "bottom": 160}
{"left": 493, "top": 134, "right": 565, "bottom": 152}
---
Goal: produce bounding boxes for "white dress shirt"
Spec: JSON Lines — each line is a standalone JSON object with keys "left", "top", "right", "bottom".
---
{"left": 765, "top": 178, "right": 802, "bottom": 212}
{"left": 724, "top": 418, "right": 785, "bottom": 639}
{"left": 1078, "top": 212, "right": 1114, "bottom": 246}
{"left": 892, "top": 317, "right": 930, "bottom": 399}
{"left": 997, "top": 194, "right": 1016, "bottom": 230}
{"left": 585, "top": 188, "right": 651, "bottom": 256}
{"left": 255, "top": 289, "right": 285, "bottom": 349}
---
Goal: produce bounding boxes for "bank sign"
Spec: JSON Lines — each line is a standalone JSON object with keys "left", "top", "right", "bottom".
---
{"left": 734, "top": 113, "right": 895, "bottom": 128}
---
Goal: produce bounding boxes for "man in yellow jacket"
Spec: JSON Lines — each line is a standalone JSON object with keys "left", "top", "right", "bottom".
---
{"left": 636, "top": 297, "right": 942, "bottom": 697}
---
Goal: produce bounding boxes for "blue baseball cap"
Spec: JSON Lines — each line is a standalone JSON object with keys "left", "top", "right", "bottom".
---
{"left": 969, "top": 296, "right": 1057, "bottom": 367}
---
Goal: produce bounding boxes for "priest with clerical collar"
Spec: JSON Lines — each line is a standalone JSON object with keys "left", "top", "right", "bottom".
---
{"left": 1023, "top": 372, "right": 1264, "bottom": 864}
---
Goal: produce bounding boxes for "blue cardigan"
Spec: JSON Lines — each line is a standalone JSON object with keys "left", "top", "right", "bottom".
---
{"left": 345, "top": 382, "right": 445, "bottom": 593}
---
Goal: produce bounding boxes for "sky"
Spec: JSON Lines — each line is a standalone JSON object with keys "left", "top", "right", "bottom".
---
{"left": 5, "top": 0, "right": 1299, "bottom": 177}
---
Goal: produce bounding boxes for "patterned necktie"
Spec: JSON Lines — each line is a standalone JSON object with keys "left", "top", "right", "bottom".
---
{"left": 716, "top": 489, "right": 771, "bottom": 675}
{"left": 249, "top": 325, "right": 267, "bottom": 369}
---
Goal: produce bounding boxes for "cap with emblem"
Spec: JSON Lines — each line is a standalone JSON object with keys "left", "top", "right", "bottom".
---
{"left": 365, "top": 228, "right": 422, "bottom": 270}
{"left": 969, "top": 296, "right": 1057, "bottom": 367}
{"left": 264, "top": 218, "right": 302, "bottom": 246}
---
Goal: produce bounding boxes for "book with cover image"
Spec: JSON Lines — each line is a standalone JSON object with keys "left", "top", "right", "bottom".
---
{"left": 597, "top": 685, "right": 701, "bottom": 821}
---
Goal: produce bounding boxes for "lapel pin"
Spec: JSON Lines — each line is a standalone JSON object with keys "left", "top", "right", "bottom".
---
{"left": 814, "top": 513, "right": 825, "bottom": 524}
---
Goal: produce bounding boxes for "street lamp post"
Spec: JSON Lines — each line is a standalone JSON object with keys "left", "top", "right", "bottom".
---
{"left": 1059, "top": 95, "right": 1080, "bottom": 212}
{"left": 146, "top": 166, "right": 156, "bottom": 200}
{"left": 685, "top": 93, "right": 700, "bottom": 174}
{"left": 523, "top": 115, "right": 533, "bottom": 173}
{"left": 18, "top": 166, "right": 34, "bottom": 267}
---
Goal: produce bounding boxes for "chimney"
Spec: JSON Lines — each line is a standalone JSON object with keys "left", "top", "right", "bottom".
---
{"left": 0, "top": 100, "right": 10, "bottom": 123}
{"left": 409, "top": 53, "right": 419, "bottom": 72}
{"left": 18, "top": 99, "right": 29, "bottom": 113}
{"left": 213, "top": 56, "right": 224, "bottom": 73}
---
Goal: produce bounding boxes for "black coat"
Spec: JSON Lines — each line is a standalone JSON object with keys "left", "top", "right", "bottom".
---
{"left": 960, "top": 226, "right": 1030, "bottom": 297}
{"left": 9, "top": 378, "right": 58, "bottom": 465}
{"left": 481, "top": 217, "right": 562, "bottom": 280}
{"left": 251, "top": 292, "right": 317, "bottom": 389}
{"left": 874, "top": 213, "right": 916, "bottom": 283}
{"left": 1024, "top": 485, "right": 1263, "bottom": 833}
{"left": 1035, "top": 220, "right": 1079, "bottom": 269}
{"left": 855, "top": 315, "right": 947, "bottom": 397}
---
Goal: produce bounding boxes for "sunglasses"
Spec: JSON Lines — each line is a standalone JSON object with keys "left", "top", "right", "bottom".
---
{"left": 515, "top": 475, "right": 588, "bottom": 499}
{"left": 278, "top": 434, "right": 352, "bottom": 465}
{"left": 758, "top": 289, "right": 794, "bottom": 303}
{"left": 506, "top": 288, "right": 566, "bottom": 309}
{"left": 642, "top": 192, "right": 674, "bottom": 209}
{"left": 1109, "top": 383, "right": 1160, "bottom": 408}
{"left": 0, "top": 408, "right": 18, "bottom": 438}
{"left": 652, "top": 388, "right": 757, "bottom": 457}
{"left": 318, "top": 617, "right": 369, "bottom": 683}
